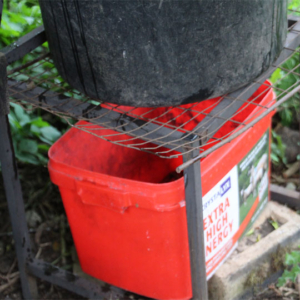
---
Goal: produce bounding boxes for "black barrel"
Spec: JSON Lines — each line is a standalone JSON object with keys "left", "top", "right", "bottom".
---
{"left": 39, "top": 0, "right": 287, "bottom": 107}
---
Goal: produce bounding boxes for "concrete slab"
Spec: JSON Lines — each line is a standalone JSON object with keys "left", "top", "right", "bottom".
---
{"left": 208, "top": 201, "right": 300, "bottom": 300}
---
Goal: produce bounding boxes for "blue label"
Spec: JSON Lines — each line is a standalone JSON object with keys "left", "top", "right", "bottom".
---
{"left": 220, "top": 177, "right": 231, "bottom": 196}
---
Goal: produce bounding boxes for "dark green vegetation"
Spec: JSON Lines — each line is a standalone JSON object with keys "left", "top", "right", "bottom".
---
{"left": 278, "top": 248, "right": 300, "bottom": 287}
{"left": 1, "top": 0, "right": 66, "bottom": 165}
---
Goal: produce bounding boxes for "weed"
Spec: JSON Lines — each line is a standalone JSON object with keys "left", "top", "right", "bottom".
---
{"left": 271, "top": 131, "right": 287, "bottom": 166}
{"left": 9, "top": 103, "right": 61, "bottom": 165}
{"left": 277, "top": 248, "right": 300, "bottom": 287}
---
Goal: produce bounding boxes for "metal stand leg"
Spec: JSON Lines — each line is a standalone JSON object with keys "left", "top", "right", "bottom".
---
{"left": 183, "top": 146, "right": 208, "bottom": 300}
{"left": 0, "top": 51, "right": 38, "bottom": 299}
{"left": 0, "top": 115, "right": 38, "bottom": 299}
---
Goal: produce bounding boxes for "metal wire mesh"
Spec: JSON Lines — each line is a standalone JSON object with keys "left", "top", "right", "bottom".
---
{"left": 7, "top": 12, "right": 300, "bottom": 171}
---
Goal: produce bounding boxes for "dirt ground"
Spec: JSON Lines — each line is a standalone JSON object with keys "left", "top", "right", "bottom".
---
{"left": 0, "top": 164, "right": 87, "bottom": 299}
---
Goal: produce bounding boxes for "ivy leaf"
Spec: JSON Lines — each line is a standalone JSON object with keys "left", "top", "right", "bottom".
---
{"left": 19, "top": 139, "right": 38, "bottom": 155}
{"left": 13, "top": 104, "right": 31, "bottom": 126}
{"left": 285, "top": 252, "right": 300, "bottom": 266}
{"left": 40, "top": 126, "right": 61, "bottom": 143}
{"left": 277, "top": 270, "right": 294, "bottom": 287}
{"left": 291, "top": 265, "right": 300, "bottom": 282}
{"left": 15, "top": 152, "right": 40, "bottom": 165}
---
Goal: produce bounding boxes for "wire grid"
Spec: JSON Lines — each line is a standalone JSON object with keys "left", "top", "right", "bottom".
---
{"left": 7, "top": 13, "right": 300, "bottom": 169}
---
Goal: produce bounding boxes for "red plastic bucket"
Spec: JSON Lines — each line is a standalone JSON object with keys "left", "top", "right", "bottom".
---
{"left": 48, "top": 83, "right": 275, "bottom": 300}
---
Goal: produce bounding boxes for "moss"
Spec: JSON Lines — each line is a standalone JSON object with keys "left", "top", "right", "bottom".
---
{"left": 244, "top": 246, "right": 292, "bottom": 291}
{"left": 244, "top": 266, "right": 269, "bottom": 289}
{"left": 270, "top": 246, "right": 291, "bottom": 273}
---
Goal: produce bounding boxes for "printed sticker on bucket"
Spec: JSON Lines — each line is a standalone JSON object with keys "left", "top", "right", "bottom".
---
{"left": 203, "top": 130, "right": 270, "bottom": 279}
{"left": 203, "top": 166, "right": 240, "bottom": 278}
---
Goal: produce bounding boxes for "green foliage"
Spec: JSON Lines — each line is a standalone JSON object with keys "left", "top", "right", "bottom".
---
{"left": 277, "top": 248, "right": 300, "bottom": 287}
{"left": 0, "top": 0, "right": 66, "bottom": 165}
{"left": 270, "top": 53, "right": 300, "bottom": 127}
{"left": 269, "top": 219, "right": 279, "bottom": 230}
{"left": 9, "top": 103, "right": 61, "bottom": 165}
{"left": 288, "top": 0, "right": 300, "bottom": 12}
{"left": 271, "top": 131, "right": 287, "bottom": 165}
{"left": 269, "top": 0, "right": 300, "bottom": 167}
{"left": 0, "top": 0, "right": 42, "bottom": 48}
{"left": 0, "top": 0, "right": 49, "bottom": 69}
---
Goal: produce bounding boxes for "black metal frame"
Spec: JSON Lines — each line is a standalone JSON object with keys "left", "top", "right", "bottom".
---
{"left": 1, "top": 11, "right": 300, "bottom": 300}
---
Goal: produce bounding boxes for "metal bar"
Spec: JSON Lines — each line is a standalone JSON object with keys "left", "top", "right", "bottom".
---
{"left": 193, "top": 83, "right": 261, "bottom": 145}
{"left": 0, "top": 52, "right": 38, "bottom": 299}
{"left": 0, "top": 114, "right": 38, "bottom": 299}
{"left": 270, "top": 184, "right": 300, "bottom": 209}
{"left": 183, "top": 141, "right": 208, "bottom": 300}
{"left": 8, "top": 52, "right": 50, "bottom": 75}
{"left": 0, "top": 53, "right": 8, "bottom": 115}
{"left": 1, "top": 25, "right": 46, "bottom": 65}
{"left": 27, "top": 259, "right": 126, "bottom": 300}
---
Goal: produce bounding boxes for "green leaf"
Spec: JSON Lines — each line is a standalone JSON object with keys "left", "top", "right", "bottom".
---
{"left": 256, "top": 234, "right": 261, "bottom": 242}
{"left": 12, "top": 104, "right": 31, "bottom": 125}
{"left": 30, "top": 124, "right": 41, "bottom": 136}
{"left": 271, "top": 153, "right": 279, "bottom": 164}
{"left": 277, "top": 269, "right": 294, "bottom": 287}
{"left": 36, "top": 153, "right": 48, "bottom": 165}
{"left": 37, "top": 144, "right": 50, "bottom": 152}
{"left": 277, "top": 276, "right": 287, "bottom": 287}
{"left": 8, "top": 112, "right": 20, "bottom": 128}
{"left": 31, "top": 118, "right": 50, "bottom": 128}
{"left": 269, "top": 217, "right": 279, "bottom": 230}
{"left": 19, "top": 139, "right": 38, "bottom": 154}
{"left": 270, "top": 68, "right": 282, "bottom": 84}
{"left": 285, "top": 251, "right": 300, "bottom": 266}
{"left": 291, "top": 264, "right": 300, "bottom": 281}
{"left": 246, "top": 229, "right": 254, "bottom": 236}
{"left": 40, "top": 126, "right": 61, "bottom": 143}
{"left": 24, "top": 16, "right": 35, "bottom": 25}
{"left": 270, "top": 220, "right": 279, "bottom": 230}
{"left": 15, "top": 152, "right": 40, "bottom": 165}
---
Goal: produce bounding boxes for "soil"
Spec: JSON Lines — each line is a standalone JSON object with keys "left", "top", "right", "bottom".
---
{"left": 0, "top": 164, "right": 87, "bottom": 299}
